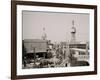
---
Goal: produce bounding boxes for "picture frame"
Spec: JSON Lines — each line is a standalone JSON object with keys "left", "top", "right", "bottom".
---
{"left": 11, "top": 1, "right": 97, "bottom": 80}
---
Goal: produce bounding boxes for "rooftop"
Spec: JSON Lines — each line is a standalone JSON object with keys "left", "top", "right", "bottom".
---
{"left": 23, "top": 39, "right": 48, "bottom": 43}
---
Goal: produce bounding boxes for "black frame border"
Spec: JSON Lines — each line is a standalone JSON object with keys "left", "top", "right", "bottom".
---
{"left": 11, "top": 1, "right": 97, "bottom": 80}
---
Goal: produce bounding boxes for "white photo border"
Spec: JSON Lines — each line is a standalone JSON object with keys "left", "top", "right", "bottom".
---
{"left": 17, "top": 5, "right": 94, "bottom": 75}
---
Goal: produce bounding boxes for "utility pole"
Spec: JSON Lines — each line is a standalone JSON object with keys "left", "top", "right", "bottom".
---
{"left": 33, "top": 47, "right": 36, "bottom": 67}
{"left": 66, "top": 41, "right": 70, "bottom": 61}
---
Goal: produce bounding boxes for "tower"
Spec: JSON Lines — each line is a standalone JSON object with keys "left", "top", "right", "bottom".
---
{"left": 41, "top": 27, "right": 47, "bottom": 40}
{"left": 71, "top": 20, "right": 76, "bottom": 44}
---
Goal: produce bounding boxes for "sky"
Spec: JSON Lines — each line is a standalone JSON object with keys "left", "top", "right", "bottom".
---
{"left": 22, "top": 11, "right": 89, "bottom": 43}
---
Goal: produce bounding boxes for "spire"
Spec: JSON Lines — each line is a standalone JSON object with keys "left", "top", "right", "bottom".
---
{"left": 41, "top": 27, "right": 47, "bottom": 40}
{"left": 71, "top": 20, "right": 76, "bottom": 44}
{"left": 71, "top": 20, "right": 76, "bottom": 33}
